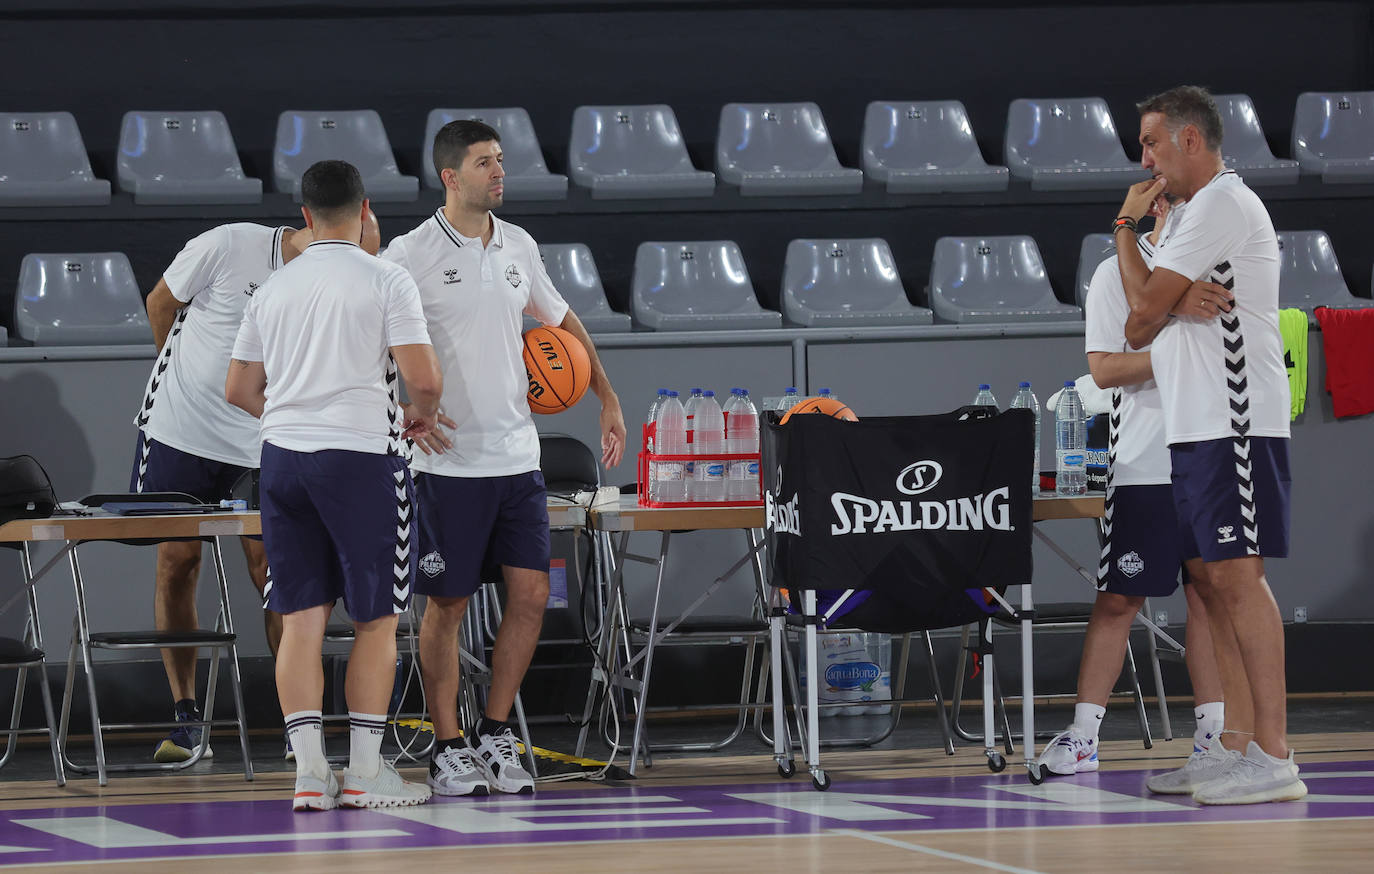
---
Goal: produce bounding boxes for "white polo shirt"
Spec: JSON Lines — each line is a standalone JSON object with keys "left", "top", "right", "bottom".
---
{"left": 1085, "top": 238, "right": 1169, "bottom": 487}
{"left": 382, "top": 209, "right": 570, "bottom": 477}
{"left": 1149, "top": 170, "right": 1289, "bottom": 445}
{"left": 135, "top": 223, "right": 288, "bottom": 467}
{"left": 231, "top": 240, "right": 432, "bottom": 456}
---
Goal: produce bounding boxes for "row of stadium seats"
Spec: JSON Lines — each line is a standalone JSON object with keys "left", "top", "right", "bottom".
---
{"left": 1, "top": 92, "right": 1372, "bottom": 206}
{"left": 6, "top": 231, "right": 1370, "bottom": 347}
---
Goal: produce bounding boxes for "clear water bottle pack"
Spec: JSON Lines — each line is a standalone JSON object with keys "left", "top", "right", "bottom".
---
{"left": 638, "top": 385, "right": 764, "bottom": 508}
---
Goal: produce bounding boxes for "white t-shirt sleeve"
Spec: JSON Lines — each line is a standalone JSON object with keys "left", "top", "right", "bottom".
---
{"left": 379, "top": 237, "right": 408, "bottom": 272}
{"left": 163, "top": 225, "right": 230, "bottom": 303}
{"left": 230, "top": 301, "right": 264, "bottom": 363}
{"left": 525, "top": 252, "right": 571, "bottom": 327}
{"left": 383, "top": 270, "right": 433, "bottom": 348}
{"left": 1150, "top": 189, "right": 1248, "bottom": 282}
{"left": 1084, "top": 259, "right": 1129, "bottom": 354}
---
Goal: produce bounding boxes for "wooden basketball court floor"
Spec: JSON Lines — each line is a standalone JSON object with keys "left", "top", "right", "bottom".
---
{"left": 1, "top": 723, "right": 1372, "bottom": 873}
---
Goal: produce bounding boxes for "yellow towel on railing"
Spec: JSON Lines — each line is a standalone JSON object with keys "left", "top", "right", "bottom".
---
{"left": 1279, "top": 308, "right": 1308, "bottom": 420}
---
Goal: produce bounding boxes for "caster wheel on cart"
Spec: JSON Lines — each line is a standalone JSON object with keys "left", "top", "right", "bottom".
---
{"left": 777, "top": 760, "right": 796, "bottom": 778}
{"left": 987, "top": 753, "right": 1007, "bottom": 773}
{"left": 1027, "top": 763, "right": 1046, "bottom": 785}
{"left": 811, "top": 770, "right": 831, "bottom": 791}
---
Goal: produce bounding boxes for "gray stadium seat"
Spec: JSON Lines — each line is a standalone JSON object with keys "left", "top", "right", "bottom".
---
{"left": 423, "top": 108, "right": 567, "bottom": 200}
{"left": 715, "top": 102, "right": 862, "bottom": 196}
{"left": 116, "top": 110, "right": 262, "bottom": 205}
{"left": 14, "top": 253, "right": 151, "bottom": 345}
{"left": 568, "top": 105, "right": 715, "bottom": 199}
{"left": 1076, "top": 233, "right": 1117, "bottom": 308}
{"left": 631, "top": 241, "right": 781, "bottom": 331}
{"left": 0, "top": 327, "right": 7, "bottom": 347}
{"left": 1213, "top": 95, "right": 1298, "bottom": 186}
{"left": 781, "top": 238, "right": 932, "bottom": 327}
{"left": 1277, "top": 231, "right": 1374, "bottom": 312}
{"left": 0, "top": 112, "right": 110, "bottom": 206}
{"left": 538, "top": 243, "right": 631, "bottom": 333}
{"left": 927, "top": 236, "right": 1082, "bottom": 324}
{"left": 273, "top": 110, "right": 417, "bottom": 202}
{"left": 860, "top": 100, "right": 1009, "bottom": 193}
{"left": 1291, "top": 91, "right": 1374, "bottom": 183}
{"left": 1004, "top": 98, "right": 1149, "bottom": 190}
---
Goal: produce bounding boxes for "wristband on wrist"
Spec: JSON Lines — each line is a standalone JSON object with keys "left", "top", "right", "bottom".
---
{"left": 1112, "top": 216, "right": 1138, "bottom": 234}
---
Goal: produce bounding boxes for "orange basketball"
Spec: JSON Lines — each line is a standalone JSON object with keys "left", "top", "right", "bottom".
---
{"left": 779, "top": 396, "right": 858, "bottom": 424}
{"left": 523, "top": 326, "right": 591, "bottom": 414}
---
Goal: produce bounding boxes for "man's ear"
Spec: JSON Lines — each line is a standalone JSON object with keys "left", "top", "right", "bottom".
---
{"left": 440, "top": 167, "right": 459, "bottom": 192}
{"left": 301, "top": 205, "right": 315, "bottom": 230}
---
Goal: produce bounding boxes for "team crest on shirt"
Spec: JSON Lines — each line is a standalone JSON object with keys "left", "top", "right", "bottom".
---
{"left": 244, "top": 281, "right": 259, "bottom": 297}
{"left": 505, "top": 264, "right": 523, "bottom": 288}
{"left": 442, "top": 268, "right": 462, "bottom": 285}
{"left": 1117, "top": 551, "right": 1144, "bottom": 578}
{"left": 419, "top": 551, "right": 446, "bottom": 578}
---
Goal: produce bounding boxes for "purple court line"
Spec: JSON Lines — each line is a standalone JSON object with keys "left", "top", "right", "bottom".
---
{"left": 0, "top": 762, "right": 1371, "bottom": 866}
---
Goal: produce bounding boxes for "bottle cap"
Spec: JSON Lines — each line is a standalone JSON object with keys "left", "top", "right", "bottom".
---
{"left": 667, "top": 390, "right": 679, "bottom": 397}
{"left": 657, "top": 388, "right": 669, "bottom": 395}
{"left": 691, "top": 387, "right": 702, "bottom": 394}
{"left": 703, "top": 389, "right": 715, "bottom": 397}
{"left": 1019, "top": 381, "right": 1031, "bottom": 388}
{"left": 785, "top": 386, "right": 797, "bottom": 392}
{"left": 818, "top": 388, "right": 831, "bottom": 395}
{"left": 978, "top": 384, "right": 991, "bottom": 391}
{"left": 1064, "top": 380, "right": 1075, "bottom": 388}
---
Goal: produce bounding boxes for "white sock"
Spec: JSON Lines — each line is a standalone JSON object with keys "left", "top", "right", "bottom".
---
{"left": 284, "top": 710, "right": 326, "bottom": 777}
{"left": 1194, "top": 701, "right": 1225, "bottom": 749}
{"left": 348, "top": 711, "right": 388, "bottom": 777}
{"left": 1073, "top": 703, "right": 1106, "bottom": 741}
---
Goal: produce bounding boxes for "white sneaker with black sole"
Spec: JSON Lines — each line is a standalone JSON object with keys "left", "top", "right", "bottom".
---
{"left": 341, "top": 760, "right": 433, "bottom": 808}
{"left": 1146, "top": 738, "right": 1241, "bottom": 794}
{"left": 292, "top": 768, "right": 340, "bottom": 812}
{"left": 428, "top": 743, "right": 490, "bottom": 796}
{"left": 1192, "top": 741, "right": 1307, "bottom": 805}
{"left": 472, "top": 726, "right": 535, "bottom": 794}
{"left": 1035, "top": 727, "right": 1099, "bottom": 776}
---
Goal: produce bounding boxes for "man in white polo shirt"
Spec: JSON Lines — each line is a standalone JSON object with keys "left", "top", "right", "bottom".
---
{"left": 1036, "top": 199, "right": 1233, "bottom": 789}
{"left": 134, "top": 214, "right": 379, "bottom": 763}
{"left": 227, "top": 160, "right": 442, "bottom": 811}
{"left": 1116, "top": 86, "right": 1302, "bottom": 804}
{"left": 383, "top": 120, "right": 626, "bottom": 797}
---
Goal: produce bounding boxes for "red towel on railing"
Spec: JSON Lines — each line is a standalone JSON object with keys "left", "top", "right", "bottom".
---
{"left": 1314, "top": 306, "right": 1374, "bottom": 418}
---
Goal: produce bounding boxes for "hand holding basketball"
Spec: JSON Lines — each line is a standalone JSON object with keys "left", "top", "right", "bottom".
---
{"left": 523, "top": 326, "right": 591, "bottom": 414}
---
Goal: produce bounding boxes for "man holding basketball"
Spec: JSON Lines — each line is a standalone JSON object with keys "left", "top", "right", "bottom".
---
{"left": 383, "top": 120, "right": 625, "bottom": 796}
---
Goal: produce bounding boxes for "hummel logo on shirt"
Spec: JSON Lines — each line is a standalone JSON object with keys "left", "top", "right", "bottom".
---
{"left": 244, "top": 281, "right": 259, "bottom": 297}
{"left": 443, "top": 268, "right": 461, "bottom": 285}
{"left": 1217, "top": 525, "right": 1237, "bottom": 544}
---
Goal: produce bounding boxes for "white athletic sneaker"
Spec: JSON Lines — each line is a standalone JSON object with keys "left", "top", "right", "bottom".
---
{"left": 1035, "top": 727, "right": 1099, "bottom": 776}
{"left": 428, "top": 743, "right": 490, "bottom": 797}
{"left": 472, "top": 727, "right": 535, "bottom": 794}
{"left": 284, "top": 732, "right": 295, "bottom": 762}
{"left": 1192, "top": 741, "right": 1308, "bottom": 805}
{"left": 340, "top": 760, "right": 433, "bottom": 808}
{"left": 292, "top": 768, "right": 340, "bottom": 812}
{"left": 1146, "top": 740, "right": 1241, "bottom": 794}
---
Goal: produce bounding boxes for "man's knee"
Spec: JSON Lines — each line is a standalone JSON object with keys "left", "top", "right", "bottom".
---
{"left": 157, "top": 543, "right": 203, "bottom": 588}
{"left": 1093, "top": 591, "right": 1144, "bottom": 621}
{"left": 504, "top": 571, "right": 549, "bottom": 614}
{"left": 422, "top": 595, "right": 471, "bottom": 633}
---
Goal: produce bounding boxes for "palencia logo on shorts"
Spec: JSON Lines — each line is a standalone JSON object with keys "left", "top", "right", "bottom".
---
{"left": 419, "top": 551, "right": 446, "bottom": 578}
{"left": 764, "top": 489, "right": 801, "bottom": 535}
{"left": 1117, "top": 550, "right": 1144, "bottom": 578}
{"left": 829, "top": 460, "right": 1014, "bottom": 535}
{"left": 1216, "top": 525, "right": 1237, "bottom": 545}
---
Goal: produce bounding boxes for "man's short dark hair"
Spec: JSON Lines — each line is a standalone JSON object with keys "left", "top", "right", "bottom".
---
{"left": 1137, "top": 86, "right": 1224, "bottom": 152}
{"left": 301, "top": 159, "right": 365, "bottom": 219}
{"left": 432, "top": 120, "right": 501, "bottom": 181}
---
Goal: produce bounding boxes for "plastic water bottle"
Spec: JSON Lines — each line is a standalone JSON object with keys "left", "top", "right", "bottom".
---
{"left": 692, "top": 390, "right": 726, "bottom": 503}
{"left": 645, "top": 389, "right": 670, "bottom": 501}
{"left": 726, "top": 388, "right": 760, "bottom": 501}
{"left": 776, "top": 386, "right": 801, "bottom": 413}
{"left": 646, "top": 389, "right": 669, "bottom": 446}
{"left": 1010, "top": 381, "right": 1042, "bottom": 490}
{"left": 683, "top": 388, "right": 704, "bottom": 499}
{"left": 1055, "top": 380, "right": 1087, "bottom": 496}
{"left": 817, "top": 387, "right": 838, "bottom": 402}
{"left": 972, "top": 383, "right": 998, "bottom": 408}
{"left": 654, "top": 391, "right": 688, "bottom": 503}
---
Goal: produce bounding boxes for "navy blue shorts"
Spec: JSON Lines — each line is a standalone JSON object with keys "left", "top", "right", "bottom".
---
{"left": 130, "top": 431, "right": 250, "bottom": 502}
{"left": 1096, "top": 484, "right": 1190, "bottom": 597}
{"left": 1171, "top": 436, "right": 1291, "bottom": 562}
{"left": 414, "top": 471, "right": 550, "bottom": 599}
{"left": 259, "top": 443, "right": 416, "bottom": 621}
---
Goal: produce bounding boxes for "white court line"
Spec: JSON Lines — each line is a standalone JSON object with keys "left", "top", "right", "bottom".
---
{"left": 831, "top": 829, "right": 1047, "bottom": 874}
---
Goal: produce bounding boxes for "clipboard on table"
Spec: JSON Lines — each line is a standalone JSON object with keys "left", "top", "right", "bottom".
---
{"left": 101, "top": 501, "right": 222, "bottom": 516}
